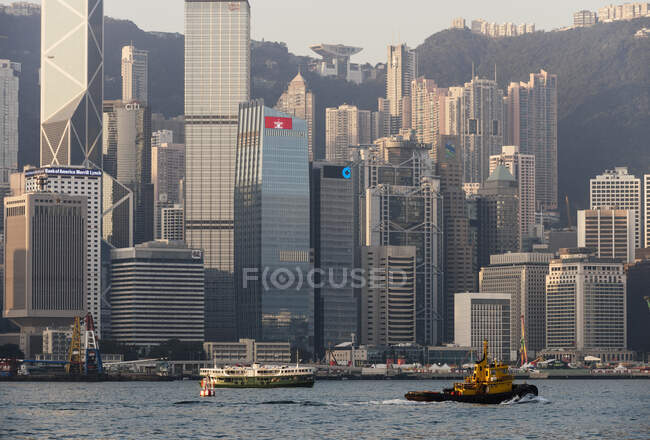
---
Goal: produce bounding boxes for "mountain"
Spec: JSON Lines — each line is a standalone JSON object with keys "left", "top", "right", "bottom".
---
{"left": 1, "top": 11, "right": 649, "bottom": 213}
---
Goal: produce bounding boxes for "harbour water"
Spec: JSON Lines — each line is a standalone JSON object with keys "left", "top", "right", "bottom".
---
{"left": 1, "top": 380, "right": 648, "bottom": 439}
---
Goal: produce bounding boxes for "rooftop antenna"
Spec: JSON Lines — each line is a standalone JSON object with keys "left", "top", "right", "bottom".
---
{"left": 472, "top": 62, "right": 475, "bottom": 80}
{"left": 494, "top": 64, "right": 497, "bottom": 82}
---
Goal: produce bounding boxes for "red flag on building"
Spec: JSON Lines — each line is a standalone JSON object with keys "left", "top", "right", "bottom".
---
{"left": 265, "top": 116, "right": 293, "bottom": 130}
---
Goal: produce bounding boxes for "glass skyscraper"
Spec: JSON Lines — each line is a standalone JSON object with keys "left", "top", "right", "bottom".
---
{"left": 40, "top": 0, "right": 103, "bottom": 168}
{"left": 235, "top": 102, "right": 313, "bottom": 355}
{"left": 185, "top": 0, "right": 251, "bottom": 341}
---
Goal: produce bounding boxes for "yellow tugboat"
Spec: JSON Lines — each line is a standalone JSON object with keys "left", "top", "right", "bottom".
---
{"left": 405, "top": 340, "right": 538, "bottom": 404}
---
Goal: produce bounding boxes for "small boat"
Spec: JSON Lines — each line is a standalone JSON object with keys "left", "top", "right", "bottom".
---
{"left": 199, "top": 363, "right": 314, "bottom": 394}
{"left": 405, "top": 340, "right": 538, "bottom": 404}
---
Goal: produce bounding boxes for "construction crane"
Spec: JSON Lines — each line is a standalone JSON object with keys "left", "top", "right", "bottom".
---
{"left": 84, "top": 313, "right": 103, "bottom": 375}
{"left": 565, "top": 195, "right": 573, "bottom": 229}
{"left": 66, "top": 317, "right": 83, "bottom": 375}
{"left": 519, "top": 315, "right": 528, "bottom": 367}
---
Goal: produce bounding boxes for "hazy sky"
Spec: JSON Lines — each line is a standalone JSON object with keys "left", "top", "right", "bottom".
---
{"left": 3, "top": 0, "right": 606, "bottom": 62}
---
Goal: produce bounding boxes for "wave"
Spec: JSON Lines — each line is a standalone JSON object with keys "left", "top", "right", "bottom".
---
{"left": 500, "top": 394, "right": 551, "bottom": 405}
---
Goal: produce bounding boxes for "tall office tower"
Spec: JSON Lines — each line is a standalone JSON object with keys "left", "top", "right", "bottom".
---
{"left": 275, "top": 72, "right": 316, "bottom": 161}
{"left": 625, "top": 258, "right": 650, "bottom": 354}
{"left": 646, "top": 175, "right": 650, "bottom": 248}
{"left": 325, "top": 104, "right": 371, "bottom": 161}
{"left": 152, "top": 141, "right": 185, "bottom": 239}
{"left": 434, "top": 135, "right": 477, "bottom": 343}
{"left": 386, "top": 44, "right": 416, "bottom": 134}
{"left": 448, "top": 77, "right": 504, "bottom": 184}
{"left": 40, "top": 0, "right": 103, "bottom": 168}
{"left": 476, "top": 165, "right": 520, "bottom": 268}
{"left": 454, "top": 292, "right": 511, "bottom": 361}
{"left": 121, "top": 44, "right": 148, "bottom": 104}
{"left": 3, "top": 192, "right": 87, "bottom": 357}
{"left": 0, "top": 60, "right": 19, "bottom": 186}
{"left": 185, "top": 0, "right": 250, "bottom": 342}
{"left": 590, "top": 167, "right": 642, "bottom": 249}
{"left": 411, "top": 78, "right": 448, "bottom": 148}
{"left": 577, "top": 209, "right": 635, "bottom": 263}
{"left": 489, "top": 146, "right": 536, "bottom": 249}
{"left": 161, "top": 204, "right": 184, "bottom": 242}
{"left": 546, "top": 249, "right": 626, "bottom": 353}
{"left": 110, "top": 241, "right": 204, "bottom": 347}
{"left": 505, "top": 70, "right": 558, "bottom": 211}
{"left": 441, "top": 86, "right": 463, "bottom": 136}
{"left": 360, "top": 246, "right": 417, "bottom": 346}
{"left": 24, "top": 167, "right": 103, "bottom": 332}
{"left": 102, "top": 100, "right": 153, "bottom": 245}
{"left": 234, "top": 102, "right": 312, "bottom": 353}
{"left": 310, "top": 162, "right": 357, "bottom": 356}
{"left": 356, "top": 136, "right": 443, "bottom": 345}
{"left": 151, "top": 129, "right": 174, "bottom": 149}
{"left": 376, "top": 98, "right": 392, "bottom": 139}
{"left": 479, "top": 252, "right": 553, "bottom": 361}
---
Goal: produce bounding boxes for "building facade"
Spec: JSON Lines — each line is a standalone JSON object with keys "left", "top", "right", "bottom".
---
{"left": 161, "top": 205, "right": 184, "bottom": 242}
{"left": 578, "top": 209, "right": 635, "bottom": 263}
{"left": 24, "top": 167, "right": 102, "bottom": 332}
{"left": 505, "top": 70, "right": 558, "bottom": 211}
{"left": 185, "top": 0, "right": 250, "bottom": 341}
{"left": 310, "top": 162, "right": 357, "bottom": 356}
{"left": 479, "top": 252, "right": 553, "bottom": 360}
{"left": 454, "top": 292, "right": 511, "bottom": 361}
{"left": 109, "top": 241, "right": 204, "bottom": 347}
{"left": 102, "top": 100, "right": 153, "bottom": 245}
{"left": 40, "top": 0, "right": 103, "bottom": 168}
{"left": 203, "top": 338, "right": 291, "bottom": 364}
{"left": 275, "top": 72, "right": 316, "bottom": 161}
{"left": 574, "top": 10, "right": 598, "bottom": 27}
{"left": 360, "top": 246, "right": 417, "bottom": 347}
{"left": 489, "top": 145, "right": 536, "bottom": 249}
{"left": 386, "top": 44, "right": 417, "bottom": 134}
{"left": 152, "top": 141, "right": 184, "bottom": 239}
{"left": 645, "top": 174, "right": 650, "bottom": 248}
{"left": 3, "top": 193, "right": 87, "bottom": 356}
{"left": 0, "top": 60, "right": 19, "bottom": 187}
{"left": 234, "top": 102, "right": 313, "bottom": 354}
{"left": 546, "top": 249, "right": 626, "bottom": 351}
{"left": 590, "top": 167, "right": 642, "bottom": 249}
{"left": 121, "top": 44, "right": 148, "bottom": 104}
{"left": 625, "top": 259, "right": 650, "bottom": 354}
{"left": 325, "top": 104, "right": 371, "bottom": 162}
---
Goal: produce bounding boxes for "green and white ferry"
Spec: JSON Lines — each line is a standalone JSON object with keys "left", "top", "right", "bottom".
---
{"left": 199, "top": 363, "right": 314, "bottom": 393}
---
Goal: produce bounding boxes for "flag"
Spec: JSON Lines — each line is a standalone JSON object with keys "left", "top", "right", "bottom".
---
{"left": 265, "top": 116, "right": 293, "bottom": 130}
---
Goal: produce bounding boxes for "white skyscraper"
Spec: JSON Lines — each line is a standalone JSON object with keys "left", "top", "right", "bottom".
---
{"left": 121, "top": 44, "right": 148, "bottom": 104}
{"left": 645, "top": 175, "right": 650, "bottom": 249}
{"left": 0, "top": 60, "right": 20, "bottom": 186}
{"left": 590, "top": 167, "right": 642, "bottom": 249}
{"left": 40, "top": 0, "right": 103, "bottom": 168}
{"left": 490, "top": 146, "right": 536, "bottom": 249}
{"left": 577, "top": 209, "right": 635, "bottom": 263}
{"left": 386, "top": 44, "right": 416, "bottom": 133}
{"left": 24, "top": 167, "right": 103, "bottom": 333}
{"left": 185, "top": 0, "right": 250, "bottom": 341}
{"left": 325, "top": 104, "right": 371, "bottom": 161}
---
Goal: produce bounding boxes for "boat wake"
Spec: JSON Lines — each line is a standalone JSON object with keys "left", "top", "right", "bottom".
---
{"left": 500, "top": 394, "right": 550, "bottom": 405}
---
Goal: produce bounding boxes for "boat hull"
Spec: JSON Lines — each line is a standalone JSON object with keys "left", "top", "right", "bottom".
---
{"left": 206, "top": 376, "right": 315, "bottom": 389}
{"left": 405, "top": 384, "right": 538, "bottom": 404}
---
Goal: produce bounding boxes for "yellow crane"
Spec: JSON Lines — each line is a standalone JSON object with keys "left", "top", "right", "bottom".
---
{"left": 66, "top": 317, "right": 83, "bottom": 375}
{"left": 519, "top": 315, "right": 528, "bottom": 366}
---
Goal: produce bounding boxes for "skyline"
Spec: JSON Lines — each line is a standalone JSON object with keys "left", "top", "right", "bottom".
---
{"left": 1, "top": 0, "right": 607, "bottom": 63}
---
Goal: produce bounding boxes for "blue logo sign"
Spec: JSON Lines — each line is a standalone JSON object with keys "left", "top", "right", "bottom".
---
{"left": 342, "top": 167, "right": 352, "bottom": 179}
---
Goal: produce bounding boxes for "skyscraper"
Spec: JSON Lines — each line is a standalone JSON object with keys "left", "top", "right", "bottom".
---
{"left": 152, "top": 141, "right": 184, "bottom": 239}
{"left": 275, "top": 72, "right": 316, "bottom": 161}
{"left": 0, "top": 60, "right": 19, "bottom": 186}
{"left": 590, "top": 167, "right": 642, "bottom": 249}
{"left": 121, "top": 44, "right": 148, "bottom": 104}
{"left": 434, "top": 135, "right": 477, "bottom": 343}
{"left": 40, "top": 0, "right": 103, "bottom": 168}
{"left": 449, "top": 77, "right": 504, "bottom": 184}
{"left": 546, "top": 249, "right": 626, "bottom": 354}
{"left": 476, "top": 165, "right": 520, "bottom": 268}
{"left": 577, "top": 209, "right": 635, "bottom": 263}
{"left": 3, "top": 192, "right": 87, "bottom": 357}
{"left": 386, "top": 44, "right": 416, "bottom": 133}
{"left": 505, "top": 71, "right": 558, "bottom": 211}
{"left": 645, "top": 174, "right": 650, "bottom": 248}
{"left": 234, "top": 102, "right": 312, "bottom": 353}
{"left": 480, "top": 252, "right": 553, "bottom": 360}
{"left": 325, "top": 104, "right": 371, "bottom": 162}
{"left": 185, "top": 0, "right": 250, "bottom": 341}
{"left": 410, "top": 78, "right": 447, "bottom": 147}
{"left": 489, "top": 146, "right": 536, "bottom": 249}
{"left": 102, "top": 100, "right": 153, "bottom": 245}
{"left": 24, "top": 167, "right": 103, "bottom": 332}
{"left": 311, "top": 162, "right": 357, "bottom": 355}
{"left": 161, "top": 205, "right": 184, "bottom": 242}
